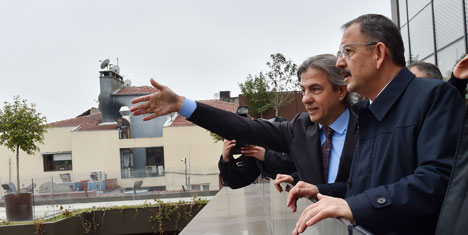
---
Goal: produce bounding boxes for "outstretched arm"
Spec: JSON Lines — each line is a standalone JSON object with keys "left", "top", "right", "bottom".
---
{"left": 132, "top": 79, "right": 291, "bottom": 154}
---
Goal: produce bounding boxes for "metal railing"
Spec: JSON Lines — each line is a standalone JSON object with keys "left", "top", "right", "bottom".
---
{"left": 0, "top": 167, "right": 220, "bottom": 220}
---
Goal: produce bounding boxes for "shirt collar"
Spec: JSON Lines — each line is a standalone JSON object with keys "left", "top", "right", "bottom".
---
{"left": 318, "top": 108, "right": 349, "bottom": 135}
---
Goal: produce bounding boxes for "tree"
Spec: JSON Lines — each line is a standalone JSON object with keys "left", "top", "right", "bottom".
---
{"left": 238, "top": 72, "right": 272, "bottom": 118}
{"left": 265, "top": 53, "right": 299, "bottom": 116}
{"left": 0, "top": 96, "right": 47, "bottom": 192}
{"left": 209, "top": 131, "right": 224, "bottom": 143}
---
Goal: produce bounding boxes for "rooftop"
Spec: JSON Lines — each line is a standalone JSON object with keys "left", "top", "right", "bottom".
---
{"left": 47, "top": 99, "right": 238, "bottom": 130}
{"left": 47, "top": 112, "right": 120, "bottom": 131}
{"left": 113, "top": 86, "right": 156, "bottom": 95}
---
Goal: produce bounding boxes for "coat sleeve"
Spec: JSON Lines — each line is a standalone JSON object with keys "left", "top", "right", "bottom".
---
{"left": 261, "top": 150, "right": 296, "bottom": 179}
{"left": 218, "top": 155, "right": 260, "bottom": 189}
{"left": 316, "top": 182, "right": 348, "bottom": 198}
{"left": 345, "top": 83, "right": 465, "bottom": 234}
{"left": 188, "top": 102, "right": 293, "bottom": 153}
{"left": 448, "top": 73, "right": 468, "bottom": 99}
{"left": 290, "top": 172, "right": 299, "bottom": 184}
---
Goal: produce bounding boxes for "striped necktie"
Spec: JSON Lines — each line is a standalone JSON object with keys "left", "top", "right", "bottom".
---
{"left": 321, "top": 126, "right": 334, "bottom": 183}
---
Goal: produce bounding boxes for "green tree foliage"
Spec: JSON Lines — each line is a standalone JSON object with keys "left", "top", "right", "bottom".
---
{"left": 265, "top": 53, "right": 298, "bottom": 116}
{"left": 238, "top": 72, "right": 272, "bottom": 118}
{"left": 209, "top": 131, "right": 224, "bottom": 143}
{"left": 0, "top": 96, "right": 47, "bottom": 192}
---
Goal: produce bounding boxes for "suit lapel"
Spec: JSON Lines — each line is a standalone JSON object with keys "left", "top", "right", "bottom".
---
{"left": 305, "top": 123, "right": 325, "bottom": 184}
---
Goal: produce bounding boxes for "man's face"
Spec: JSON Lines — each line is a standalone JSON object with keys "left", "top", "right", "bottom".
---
{"left": 300, "top": 68, "right": 346, "bottom": 126}
{"left": 336, "top": 23, "right": 377, "bottom": 96}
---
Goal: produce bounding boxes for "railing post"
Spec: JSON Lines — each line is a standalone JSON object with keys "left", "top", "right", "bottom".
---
{"left": 51, "top": 176, "right": 55, "bottom": 212}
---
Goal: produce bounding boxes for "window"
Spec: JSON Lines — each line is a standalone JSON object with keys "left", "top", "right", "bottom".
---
{"left": 146, "top": 147, "right": 164, "bottom": 166}
{"left": 191, "top": 184, "right": 210, "bottom": 191}
{"left": 146, "top": 147, "right": 164, "bottom": 176}
{"left": 43, "top": 153, "right": 72, "bottom": 171}
{"left": 120, "top": 147, "right": 165, "bottom": 178}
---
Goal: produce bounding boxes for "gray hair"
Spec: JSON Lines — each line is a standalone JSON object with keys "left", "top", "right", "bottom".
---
{"left": 408, "top": 61, "right": 443, "bottom": 80}
{"left": 297, "top": 54, "right": 356, "bottom": 107}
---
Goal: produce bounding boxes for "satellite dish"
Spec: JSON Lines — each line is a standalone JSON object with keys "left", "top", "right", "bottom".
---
{"left": 110, "top": 65, "right": 120, "bottom": 74}
{"left": 100, "top": 59, "right": 110, "bottom": 69}
{"left": 123, "top": 79, "right": 132, "bottom": 87}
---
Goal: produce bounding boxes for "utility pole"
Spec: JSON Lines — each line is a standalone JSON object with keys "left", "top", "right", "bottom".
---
{"left": 8, "top": 157, "right": 11, "bottom": 183}
{"left": 181, "top": 157, "right": 188, "bottom": 187}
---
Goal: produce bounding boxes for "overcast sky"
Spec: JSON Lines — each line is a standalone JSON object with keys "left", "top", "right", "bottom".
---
{"left": 0, "top": 0, "right": 391, "bottom": 123}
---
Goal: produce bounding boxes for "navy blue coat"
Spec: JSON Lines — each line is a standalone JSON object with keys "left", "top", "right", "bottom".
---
{"left": 330, "top": 68, "right": 465, "bottom": 234}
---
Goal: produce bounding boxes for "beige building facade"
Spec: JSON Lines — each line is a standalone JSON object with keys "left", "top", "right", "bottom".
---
{"left": 0, "top": 100, "right": 237, "bottom": 196}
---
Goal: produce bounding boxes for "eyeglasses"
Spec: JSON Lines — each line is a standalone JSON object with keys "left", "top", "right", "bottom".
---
{"left": 336, "top": 42, "right": 377, "bottom": 59}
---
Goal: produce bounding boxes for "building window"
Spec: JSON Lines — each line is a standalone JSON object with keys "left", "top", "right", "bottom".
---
{"left": 43, "top": 153, "right": 72, "bottom": 171}
{"left": 191, "top": 184, "right": 210, "bottom": 191}
{"left": 120, "top": 147, "right": 165, "bottom": 178}
{"left": 146, "top": 147, "right": 164, "bottom": 177}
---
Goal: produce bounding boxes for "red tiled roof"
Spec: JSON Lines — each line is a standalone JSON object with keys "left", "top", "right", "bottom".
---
{"left": 170, "top": 100, "right": 238, "bottom": 126}
{"left": 47, "top": 99, "right": 238, "bottom": 130}
{"left": 47, "top": 112, "right": 119, "bottom": 131}
{"left": 113, "top": 86, "right": 156, "bottom": 95}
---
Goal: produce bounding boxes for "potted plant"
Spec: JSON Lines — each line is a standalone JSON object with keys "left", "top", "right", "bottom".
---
{"left": 0, "top": 96, "right": 47, "bottom": 221}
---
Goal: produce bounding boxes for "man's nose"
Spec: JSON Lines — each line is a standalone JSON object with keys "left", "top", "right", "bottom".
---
{"left": 336, "top": 56, "right": 346, "bottom": 68}
{"left": 302, "top": 92, "right": 314, "bottom": 104}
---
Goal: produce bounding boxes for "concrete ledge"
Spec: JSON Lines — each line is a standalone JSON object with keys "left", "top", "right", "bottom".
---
{"left": 0, "top": 190, "right": 217, "bottom": 207}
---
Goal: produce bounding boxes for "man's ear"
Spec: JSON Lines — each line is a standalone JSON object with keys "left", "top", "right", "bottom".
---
{"left": 338, "top": 85, "right": 347, "bottom": 101}
{"left": 375, "top": 42, "right": 387, "bottom": 69}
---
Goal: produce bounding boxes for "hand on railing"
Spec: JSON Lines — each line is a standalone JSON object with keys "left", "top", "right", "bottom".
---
{"left": 286, "top": 181, "right": 318, "bottom": 213}
{"left": 293, "top": 193, "right": 354, "bottom": 235}
{"left": 273, "top": 174, "right": 293, "bottom": 193}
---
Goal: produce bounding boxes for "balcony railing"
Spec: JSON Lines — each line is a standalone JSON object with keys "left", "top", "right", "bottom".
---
{"left": 181, "top": 182, "right": 372, "bottom": 235}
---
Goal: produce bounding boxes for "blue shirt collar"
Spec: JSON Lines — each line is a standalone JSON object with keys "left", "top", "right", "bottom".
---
{"left": 318, "top": 108, "right": 349, "bottom": 135}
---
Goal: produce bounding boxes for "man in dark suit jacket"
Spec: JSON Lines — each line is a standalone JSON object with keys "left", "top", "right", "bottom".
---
{"left": 288, "top": 14, "right": 465, "bottom": 235}
{"left": 130, "top": 54, "right": 359, "bottom": 191}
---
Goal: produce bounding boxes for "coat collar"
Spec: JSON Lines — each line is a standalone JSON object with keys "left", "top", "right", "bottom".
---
{"left": 369, "top": 67, "right": 414, "bottom": 122}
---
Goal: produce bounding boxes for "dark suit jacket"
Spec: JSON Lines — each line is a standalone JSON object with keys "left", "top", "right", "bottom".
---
{"left": 218, "top": 149, "right": 296, "bottom": 189}
{"left": 321, "top": 68, "right": 465, "bottom": 235}
{"left": 189, "top": 106, "right": 358, "bottom": 185}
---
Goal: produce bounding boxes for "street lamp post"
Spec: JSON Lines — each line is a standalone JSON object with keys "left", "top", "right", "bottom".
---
{"left": 181, "top": 157, "right": 188, "bottom": 187}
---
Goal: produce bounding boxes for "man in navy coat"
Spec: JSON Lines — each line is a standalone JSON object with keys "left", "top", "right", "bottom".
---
{"left": 288, "top": 14, "right": 465, "bottom": 235}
